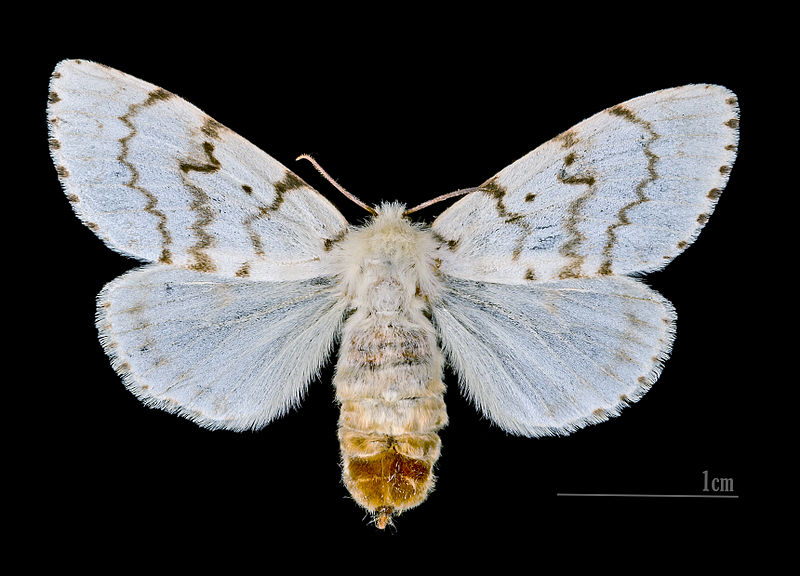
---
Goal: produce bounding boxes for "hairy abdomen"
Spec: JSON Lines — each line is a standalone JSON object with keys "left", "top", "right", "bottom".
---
{"left": 334, "top": 310, "right": 447, "bottom": 529}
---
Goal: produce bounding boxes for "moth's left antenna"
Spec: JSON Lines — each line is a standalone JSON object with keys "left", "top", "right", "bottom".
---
{"left": 296, "top": 154, "right": 377, "bottom": 216}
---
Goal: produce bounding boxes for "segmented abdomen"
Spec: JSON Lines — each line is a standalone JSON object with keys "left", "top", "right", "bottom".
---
{"left": 334, "top": 313, "right": 447, "bottom": 529}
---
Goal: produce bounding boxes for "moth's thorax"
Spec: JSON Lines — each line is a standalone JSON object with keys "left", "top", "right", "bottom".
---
{"left": 332, "top": 202, "right": 441, "bottom": 307}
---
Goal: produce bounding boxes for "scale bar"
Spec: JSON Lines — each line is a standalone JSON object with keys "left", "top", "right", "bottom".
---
{"left": 557, "top": 493, "right": 738, "bottom": 499}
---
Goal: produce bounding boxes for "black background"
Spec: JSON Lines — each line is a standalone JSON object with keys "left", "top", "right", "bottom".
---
{"left": 14, "top": 8, "right": 769, "bottom": 564}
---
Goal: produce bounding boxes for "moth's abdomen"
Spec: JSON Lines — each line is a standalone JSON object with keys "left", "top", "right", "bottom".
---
{"left": 335, "top": 318, "right": 446, "bottom": 529}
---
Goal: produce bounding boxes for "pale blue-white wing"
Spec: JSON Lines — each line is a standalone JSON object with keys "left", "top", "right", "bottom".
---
{"left": 97, "top": 265, "right": 347, "bottom": 431}
{"left": 431, "top": 85, "right": 738, "bottom": 284}
{"left": 49, "top": 59, "right": 347, "bottom": 281}
{"left": 432, "top": 276, "right": 675, "bottom": 436}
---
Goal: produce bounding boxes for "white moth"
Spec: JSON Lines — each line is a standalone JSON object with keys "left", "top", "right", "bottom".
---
{"left": 48, "top": 59, "right": 739, "bottom": 529}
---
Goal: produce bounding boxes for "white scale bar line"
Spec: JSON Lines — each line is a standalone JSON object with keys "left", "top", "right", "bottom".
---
{"left": 557, "top": 493, "right": 739, "bottom": 498}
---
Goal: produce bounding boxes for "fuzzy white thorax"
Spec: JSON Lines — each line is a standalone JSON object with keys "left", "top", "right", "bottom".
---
{"left": 330, "top": 202, "right": 442, "bottom": 308}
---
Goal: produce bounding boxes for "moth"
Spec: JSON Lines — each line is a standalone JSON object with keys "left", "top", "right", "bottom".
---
{"left": 48, "top": 59, "right": 739, "bottom": 529}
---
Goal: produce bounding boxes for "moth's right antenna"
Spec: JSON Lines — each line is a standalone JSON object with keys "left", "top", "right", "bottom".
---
{"left": 296, "top": 154, "right": 377, "bottom": 216}
{"left": 403, "top": 187, "right": 479, "bottom": 215}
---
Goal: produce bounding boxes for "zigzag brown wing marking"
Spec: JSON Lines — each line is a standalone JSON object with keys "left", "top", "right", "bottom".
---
{"left": 48, "top": 59, "right": 347, "bottom": 281}
{"left": 431, "top": 85, "right": 739, "bottom": 284}
{"left": 97, "top": 265, "right": 348, "bottom": 431}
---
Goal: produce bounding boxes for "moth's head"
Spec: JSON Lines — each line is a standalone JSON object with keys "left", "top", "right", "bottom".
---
{"left": 361, "top": 202, "right": 418, "bottom": 245}
{"left": 372, "top": 201, "right": 409, "bottom": 223}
